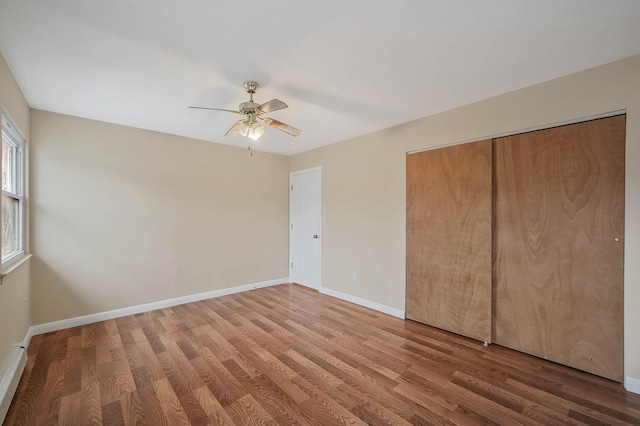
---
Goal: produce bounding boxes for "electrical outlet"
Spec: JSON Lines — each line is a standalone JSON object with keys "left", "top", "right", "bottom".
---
{"left": 352, "top": 271, "right": 358, "bottom": 281}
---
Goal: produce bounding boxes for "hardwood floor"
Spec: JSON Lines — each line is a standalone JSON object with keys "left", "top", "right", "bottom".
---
{"left": 5, "top": 284, "right": 640, "bottom": 425}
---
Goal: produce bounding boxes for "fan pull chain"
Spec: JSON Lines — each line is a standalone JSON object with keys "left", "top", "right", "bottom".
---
{"left": 248, "top": 145, "right": 253, "bottom": 156}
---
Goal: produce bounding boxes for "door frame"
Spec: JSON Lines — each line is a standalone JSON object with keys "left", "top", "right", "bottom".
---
{"left": 289, "top": 166, "right": 322, "bottom": 290}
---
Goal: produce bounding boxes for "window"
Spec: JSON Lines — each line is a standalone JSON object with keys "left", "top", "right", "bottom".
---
{"left": 2, "top": 115, "right": 24, "bottom": 264}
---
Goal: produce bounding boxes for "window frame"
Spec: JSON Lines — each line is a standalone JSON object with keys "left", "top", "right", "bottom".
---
{"left": 2, "top": 114, "right": 25, "bottom": 266}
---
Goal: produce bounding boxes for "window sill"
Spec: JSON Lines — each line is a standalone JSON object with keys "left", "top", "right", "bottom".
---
{"left": 0, "top": 253, "right": 32, "bottom": 284}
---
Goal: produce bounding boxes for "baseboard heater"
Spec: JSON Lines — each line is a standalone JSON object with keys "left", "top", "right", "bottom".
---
{"left": 0, "top": 344, "right": 27, "bottom": 423}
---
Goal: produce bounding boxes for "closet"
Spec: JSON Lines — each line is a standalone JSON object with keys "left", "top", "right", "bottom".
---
{"left": 406, "top": 115, "right": 625, "bottom": 381}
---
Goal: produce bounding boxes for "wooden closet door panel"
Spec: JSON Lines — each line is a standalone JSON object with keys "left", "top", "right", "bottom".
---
{"left": 494, "top": 115, "right": 625, "bottom": 381}
{"left": 406, "top": 139, "right": 492, "bottom": 342}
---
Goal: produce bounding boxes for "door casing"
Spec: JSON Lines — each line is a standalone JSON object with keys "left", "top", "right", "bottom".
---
{"left": 289, "top": 167, "right": 322, "bottom": 290}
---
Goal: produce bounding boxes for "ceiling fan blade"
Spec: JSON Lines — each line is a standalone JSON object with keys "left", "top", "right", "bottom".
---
{"left": 257, "top": 99, "right": 288, "bottom": 114}
{"left": 225, "top": 119, "right": 248, "bottom": 136}
{"left": 189, "top": 106, "right": 241, "bottom": 114}
{"left": 260, "top": 117, "right": 301, "bottom": 137}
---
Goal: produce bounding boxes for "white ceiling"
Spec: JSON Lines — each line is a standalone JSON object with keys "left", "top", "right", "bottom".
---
{"left": 1, "top": 1, "right": 639, "bottom": 156}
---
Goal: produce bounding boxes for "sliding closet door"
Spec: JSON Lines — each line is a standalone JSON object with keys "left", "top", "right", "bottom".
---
{"left": 406, "top": 140, "right": 492, "bottom": 342}
{"left": 493, "top": 115, "right": 625, "bottom": 381}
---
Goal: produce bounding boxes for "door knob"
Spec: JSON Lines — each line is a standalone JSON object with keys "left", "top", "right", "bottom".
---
{"left": 313, "top": 234, "right": 319, "bottom": 238}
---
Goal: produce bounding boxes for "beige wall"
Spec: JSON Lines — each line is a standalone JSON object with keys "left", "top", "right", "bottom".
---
{"left": 290, "top": 54, "right": 640, "bottom": 382}
{"left": 30, "top": 110, "right": 289, "bottom": 324}
{"left": 0, "top": 53, "right": 31, "bottom": 365}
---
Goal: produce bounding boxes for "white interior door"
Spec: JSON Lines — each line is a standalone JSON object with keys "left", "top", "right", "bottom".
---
{"left": 289, "top": 168, "right": 321, "bottom": 289}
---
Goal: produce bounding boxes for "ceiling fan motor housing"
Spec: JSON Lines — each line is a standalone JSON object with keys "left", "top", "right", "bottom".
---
{"left": 239, "top": 101, "right": 260, "bottom": 115}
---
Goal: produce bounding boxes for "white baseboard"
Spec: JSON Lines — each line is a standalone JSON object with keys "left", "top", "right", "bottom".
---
{"left": 320, "top": 287, "right": 405, "bottom": 319}
{"left": 0, "top": 345, "right": 27, "bottom": 424}
{"left": 625, "top": 376, "right": 640, "bottom": 395}
{"left": 28, "top": 277, "right": 289, "bottom": 336}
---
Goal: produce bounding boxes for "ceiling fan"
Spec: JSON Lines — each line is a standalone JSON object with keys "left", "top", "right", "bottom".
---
{"left": 189, "top": 81, "right": 301, "bottom": 141}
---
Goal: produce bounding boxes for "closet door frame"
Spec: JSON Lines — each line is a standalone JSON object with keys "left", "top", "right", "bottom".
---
{"left": 405, "top": 110, "right": 626, "bottom": 382}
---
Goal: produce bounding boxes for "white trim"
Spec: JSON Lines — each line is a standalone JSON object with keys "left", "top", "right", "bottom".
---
{"left": 406, "top": 109, "right": 627, "bottom": 155}
{"left": 22, "top": 328, "right": 34, "bottom": 351}
{"left": 625, "top": 376, "right": 640, "bottom": 395}
{"left": 290, "top": 166, "right": 322, "bottom": 176}
{"left": 0, "top": 345, "right": 27, "bottom": 424}
{"left": 320, "top": 287, "right": 405, "bottom": 319}
{"left": 28, "top": 277, "right": 289, "bottom": 336}
{"left": 1, "top": 113, "right": 26, "bottom": 267}
{"left": 0, "top": 253, "right": 31, "bottom": 283}
{"left": 0, "top": 250, "right": 25, "bottom": 273}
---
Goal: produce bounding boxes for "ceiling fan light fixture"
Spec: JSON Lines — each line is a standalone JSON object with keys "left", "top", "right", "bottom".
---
{"left": 247, "top": 122, "right": 265, "bottom": 140}
{"left": 232, "top": 120, "right": 249, "bottom": 137}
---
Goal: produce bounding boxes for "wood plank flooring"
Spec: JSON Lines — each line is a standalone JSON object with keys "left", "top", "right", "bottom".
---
{"left": 5, "top": 284, "right": 640, "bottom": 425}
